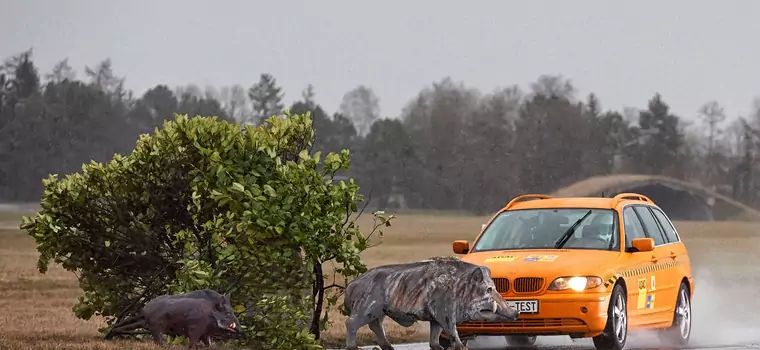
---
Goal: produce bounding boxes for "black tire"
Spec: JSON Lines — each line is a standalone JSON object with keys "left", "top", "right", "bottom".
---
{"left": 658, "top": 281, "right": 692, "bottom": 346}
{"left": 505, "top": 335, "right": 537, "bottom": 347}
{"left": 593, "top": 283, "right": 628, "bottom": 350}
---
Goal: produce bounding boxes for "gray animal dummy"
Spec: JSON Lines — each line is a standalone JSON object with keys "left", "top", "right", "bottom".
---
{"left": 105, "top": 289, "right": 243, "bottom": 348}
{"left": 343, "top": 256, "right": 520, "bottom": 350}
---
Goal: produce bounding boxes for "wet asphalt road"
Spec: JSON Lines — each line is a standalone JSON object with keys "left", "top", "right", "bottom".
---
{"left": 332, "top": 336, "right": 760, "bottom": 350}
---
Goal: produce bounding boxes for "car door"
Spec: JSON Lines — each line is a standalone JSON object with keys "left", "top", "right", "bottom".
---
{"left": 631, "top": 205, "right": 673, "bottom": 321}
{"left": 649, "top": 206, "right": 691, "bottom": 316}
{"left": 620, "top": 206, "right": 658, "bottom": 325}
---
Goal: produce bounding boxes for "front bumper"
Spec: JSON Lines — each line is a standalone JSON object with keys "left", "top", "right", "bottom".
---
{"left": 453, "top": 292, "right": 611, "bottom": 338}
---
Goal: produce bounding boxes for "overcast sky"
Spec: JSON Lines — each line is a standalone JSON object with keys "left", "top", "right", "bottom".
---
{"left": 3, "top": 0, "right": 760, "bottom": 123}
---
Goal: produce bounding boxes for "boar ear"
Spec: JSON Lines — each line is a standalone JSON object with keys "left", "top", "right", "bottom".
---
{"left": 471, "top": 265, "right": 491, "bottom": 283}
{"left": 471, "top": 266, "right": 486, "bottom": 282}
{"left": 216, "top": 294, "right": 228, "bottom": 308}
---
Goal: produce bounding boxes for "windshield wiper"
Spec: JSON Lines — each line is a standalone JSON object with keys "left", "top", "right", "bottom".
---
{"left": 554, "top": 210, "right": 593, "bottom": 249}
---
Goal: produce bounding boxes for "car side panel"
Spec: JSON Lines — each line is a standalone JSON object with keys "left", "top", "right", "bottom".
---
{"left": 618, "top": 206, "right": 660, "bottom": 326}
{"left": 649, "top": 243, "right": 683, "bottom": 325}
{"left": 630, "top": 204, "right": 693, "bottom": 327}
{"left": 631, "top": 205, "right": 676, "bottom": 320}
{"left": 618, "top": 254, "right": 656, "bottom": 326}
{"left": 650, "top": 206, "right": 694, "bottom": 317}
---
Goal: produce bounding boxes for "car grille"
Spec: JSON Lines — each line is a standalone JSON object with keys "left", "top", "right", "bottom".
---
{"left": 459, "top": 318, "right": 586, "bottom": 328}
{"left": 513, "top": 277, "right": 544, "bottom": 293}
{"left": 493, "top": 278, "right": 510, "bottom": 293}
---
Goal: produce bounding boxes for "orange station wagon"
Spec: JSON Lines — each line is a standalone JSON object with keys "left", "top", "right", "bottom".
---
{"left": 444, "top": 193, "right": 694, "bottom": 350}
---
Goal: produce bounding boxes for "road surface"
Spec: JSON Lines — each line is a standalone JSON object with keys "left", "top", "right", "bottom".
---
{"left": 332, "top": 337, "right": 760, "bottom": 350}
{"left": 330, "top": 262, "right": 760, "bottom": 350}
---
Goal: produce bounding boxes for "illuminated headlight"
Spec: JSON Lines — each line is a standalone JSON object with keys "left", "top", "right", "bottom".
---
{"left": 548, "top": 276, "right": 603, "bottom": 291}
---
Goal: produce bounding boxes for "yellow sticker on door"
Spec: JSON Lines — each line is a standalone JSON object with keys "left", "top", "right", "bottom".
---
{"left": 637, "top": 278, "right": 647, "bottom": 309}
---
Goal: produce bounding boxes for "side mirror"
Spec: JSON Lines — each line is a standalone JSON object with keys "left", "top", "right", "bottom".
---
{"left": 453, "top": 240, "right": 470, "bottom": 254}
{"left": 629, "top": 238, "right": 655, "bottom": 252}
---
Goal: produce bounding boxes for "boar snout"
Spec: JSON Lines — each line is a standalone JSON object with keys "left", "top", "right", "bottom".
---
{"left": 214, "top": 313, "right": 244, "bottom": 336}
{"left": 500, "top": 304, "right": 520, "bottom": 321}
{"left": 225, "top": 319, "right": 244, "bottom": 335}
{"left": 493, "top": 293, "right": 520, "bottom": 321}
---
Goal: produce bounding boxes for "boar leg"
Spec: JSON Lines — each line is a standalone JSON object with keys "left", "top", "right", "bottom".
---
{"left": 428, "top": 321, "right": 445, "bottom": 350}
{"left": 368, "top": 318, "right": 395, "bottom": 350}
{"left": 345, "top": 314, "right": 364, "bottom": 350}
{"left": 345, "top": 301, "right": 385, "bottom": 350}
{"left": 150, "top": 328, "right": 165, "bottom": 345}
{"left": 200, "top": 335, "right": 212, "bottom": 347}
{"left": 434, "top": 317, "right": 465, "bottom": 350}
{"left": 186, "top": 326, "right": 201, "bottom": 350}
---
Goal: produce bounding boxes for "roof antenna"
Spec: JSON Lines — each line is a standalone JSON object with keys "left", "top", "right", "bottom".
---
{"left": 601, "top": 191, "right": 606, "bottom": 198}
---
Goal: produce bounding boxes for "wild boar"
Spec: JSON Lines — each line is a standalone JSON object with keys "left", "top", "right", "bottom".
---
{"left": 105, "top": 289, "right": 243, "bottom": 347}
{"left": 143, "top": 294, "right": 243, "bottom": 349}
{"left": 160, "top": 289, "right": 241, "bottom": 344}
{"left": 343, "top": 256, "right": 520, "bottom": 350}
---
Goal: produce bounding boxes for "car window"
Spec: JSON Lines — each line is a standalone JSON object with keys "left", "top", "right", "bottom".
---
{"left": 623, "top": 206, "right": 647, "bottom": 247}
{"left": 651, "top": 207, "right": 679, "bottom": 243}
{"left": 471, "top": 208, "right": 619, "bottom": 252}
{"left": 633, "top": 206, "right": 666, "bottom": 246}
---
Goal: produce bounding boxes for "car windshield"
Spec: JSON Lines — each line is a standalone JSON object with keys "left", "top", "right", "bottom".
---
{"left": 471, "top": 208, "right": 619, "bottom": 252}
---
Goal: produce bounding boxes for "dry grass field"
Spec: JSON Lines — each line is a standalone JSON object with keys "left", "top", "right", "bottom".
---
{"left": 2, "top": 211, "right": 760, "bottom": 349}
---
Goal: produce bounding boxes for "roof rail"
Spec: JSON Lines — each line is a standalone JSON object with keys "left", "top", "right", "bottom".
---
{"left": 613, "top": 192, "right": 654, "bottom": 204}
{"left": 505, "top": 194, "right": 552, "bottom": 210}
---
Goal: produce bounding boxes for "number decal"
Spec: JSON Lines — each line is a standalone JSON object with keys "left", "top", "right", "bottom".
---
{"left": 637, "top": 277, "right": 647, "bottom": 309}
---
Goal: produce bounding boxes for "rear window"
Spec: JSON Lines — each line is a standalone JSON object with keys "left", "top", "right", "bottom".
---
{"left": 651, "top": 207, "right": 679, "bottom": 243}
{"left": 633, "top": 206, "right": 666, "bottom": 246}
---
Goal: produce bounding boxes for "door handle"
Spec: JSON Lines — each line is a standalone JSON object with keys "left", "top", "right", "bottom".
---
{"left": 669, "top": 251, "right": 677, "bottom": 259}
{"left": 651, "top": 254, "right": 659, "bottom": 263}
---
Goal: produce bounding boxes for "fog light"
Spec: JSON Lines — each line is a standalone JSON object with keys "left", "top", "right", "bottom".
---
{"left": 580, "top": 306, "right": 588, "bottom": 313}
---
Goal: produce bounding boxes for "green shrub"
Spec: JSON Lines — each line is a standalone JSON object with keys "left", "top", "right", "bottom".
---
{"left": 20, "top": 112, "right": 392, "bottom": 349}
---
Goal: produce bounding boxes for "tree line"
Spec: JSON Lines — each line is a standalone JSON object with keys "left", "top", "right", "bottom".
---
{"left": 3, "top": 48, "right": 760, "bottom": 214}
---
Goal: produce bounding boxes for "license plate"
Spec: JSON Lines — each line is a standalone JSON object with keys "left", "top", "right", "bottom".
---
{"left": 507, "top": 300, "right": 538, "bottom": 314}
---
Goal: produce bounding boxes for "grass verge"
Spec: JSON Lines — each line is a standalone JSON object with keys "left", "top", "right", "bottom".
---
{"left": 1, "top": 213, "right": 758, "bottom": 349}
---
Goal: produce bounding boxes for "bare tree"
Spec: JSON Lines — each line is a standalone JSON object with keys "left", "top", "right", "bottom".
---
{"left": 698, "top": 101, "right": 727, "bottom": 185}
{"left": 45, "top": 58, "right": 76, "bottom": 83}
{"left": 528, "top": 74, "right": 576, "bottom": 101}
{"left": 339, "top": 85, "right": 380, "bottom": 137}
{"left": 219, "top": 84, "right": 250, "bottom": 122}
{"left": 302, "top": 84, "right": 316, "bottom": 109}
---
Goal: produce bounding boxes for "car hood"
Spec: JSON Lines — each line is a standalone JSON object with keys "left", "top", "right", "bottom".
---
{"left": 461, "top": 249, "right": 621, "bottom": 278}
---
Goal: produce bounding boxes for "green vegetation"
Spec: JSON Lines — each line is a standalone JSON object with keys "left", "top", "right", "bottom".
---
{"left": 20, "top": 112, "right": 393, "bottom": 349}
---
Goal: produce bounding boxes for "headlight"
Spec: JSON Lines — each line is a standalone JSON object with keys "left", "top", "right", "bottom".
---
{"left": 548, "top": 276, "right": 603, "bottom": 291}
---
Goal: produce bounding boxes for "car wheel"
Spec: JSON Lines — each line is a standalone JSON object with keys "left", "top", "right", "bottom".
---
{"left": 505, "top": 335, "right": 537, "bottom": 347}
{"left": 658, "top": 281, "right": 691, "bottom": 346}
{"left": 593, "top": 283, "right": 627, "bottom": 350}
